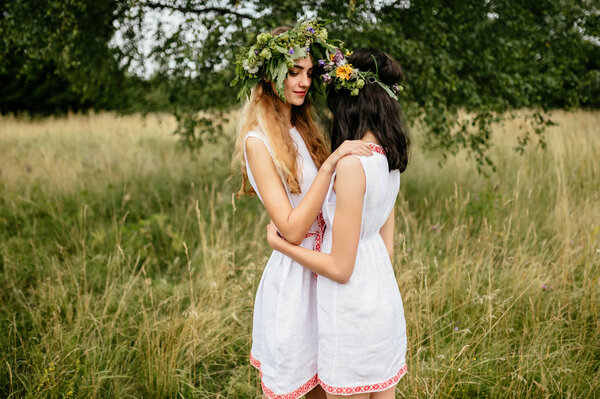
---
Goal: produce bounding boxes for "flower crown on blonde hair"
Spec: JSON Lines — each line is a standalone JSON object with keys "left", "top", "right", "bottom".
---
{"left": 231, "top": 19, "right": 340, "bottom": 102}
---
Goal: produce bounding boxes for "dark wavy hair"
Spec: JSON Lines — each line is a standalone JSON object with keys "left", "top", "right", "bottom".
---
{"left": 326, "top": 48, "right": 410, "bottom": 172}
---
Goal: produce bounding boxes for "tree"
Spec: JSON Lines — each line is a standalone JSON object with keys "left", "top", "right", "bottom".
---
{"left": 1, "top": 0, "right": 598, "bottom": 167}
{"left": 0, "top": 0, "right": 131, "bottom": 113}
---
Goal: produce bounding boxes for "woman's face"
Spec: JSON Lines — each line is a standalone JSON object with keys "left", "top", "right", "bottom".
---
{"left": 283, "top": 56, "right": 313, "bottom": 106}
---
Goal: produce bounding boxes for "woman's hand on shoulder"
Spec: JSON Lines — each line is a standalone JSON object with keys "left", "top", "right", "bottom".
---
{"left": 322, "top": 140, "right": 373, "bottom": 173}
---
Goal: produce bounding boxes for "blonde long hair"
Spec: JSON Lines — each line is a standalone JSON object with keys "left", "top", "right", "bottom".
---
{"left": 233, "top": 80, "right": 329, "bottom": 196}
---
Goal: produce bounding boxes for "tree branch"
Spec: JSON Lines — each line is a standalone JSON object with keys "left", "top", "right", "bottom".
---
{"left": 143, "top": 2, "right": 254, "bottom": 20}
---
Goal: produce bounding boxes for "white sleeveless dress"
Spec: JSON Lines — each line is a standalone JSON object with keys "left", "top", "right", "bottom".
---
{"left": 244, "top": 127, "right": 323, "bottom": 399}
{"left": 317, "top": 145, "right": 408, "bottom": 395}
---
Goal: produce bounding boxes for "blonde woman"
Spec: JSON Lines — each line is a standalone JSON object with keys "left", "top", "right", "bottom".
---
{"left": 232, "top": 20, "right": 372, "bottom": 399}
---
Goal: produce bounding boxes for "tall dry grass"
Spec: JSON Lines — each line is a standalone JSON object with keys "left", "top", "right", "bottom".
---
{"left": 0, "top": 110, "right": 598, "bottom": 398}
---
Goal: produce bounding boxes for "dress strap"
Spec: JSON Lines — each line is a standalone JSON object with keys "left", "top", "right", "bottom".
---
{"left": 243, "top": 131, "right": 294, "bottom": 206}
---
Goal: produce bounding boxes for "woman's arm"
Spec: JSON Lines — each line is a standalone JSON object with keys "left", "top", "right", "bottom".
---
{"left": 266, "top": 156, "right": 365, "bottom": 283}
{"left": 379, "top": 208, "right": 394, "bottom": 259}
{"left": 246, "top": 137, "right": 371, "bottom": 244}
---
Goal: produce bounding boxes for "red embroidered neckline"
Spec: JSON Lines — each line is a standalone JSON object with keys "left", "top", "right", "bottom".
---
{"left": 251, "top": 353, "right": 407, "bottom": 398}
{"left": 368, "top": 143, "right": 386, "bottom": 155}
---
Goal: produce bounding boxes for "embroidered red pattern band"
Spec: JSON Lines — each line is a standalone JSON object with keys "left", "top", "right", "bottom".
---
{"left": 250, "top": 353, "right": 319, "bottom": 399}
{"left": 304, "top": 211, "right": 325, "bottom": 252}
{"left": 304, "top": 211, "right": 326, "bottom": 279}
{"left": 368, "top": 143, "right": 386, "bottom": 155}
{"left": 318, "top": 363, "right": 407, "bottom": 395}
{"left": 251, "top": 353, "right": 407, "bottom": 397}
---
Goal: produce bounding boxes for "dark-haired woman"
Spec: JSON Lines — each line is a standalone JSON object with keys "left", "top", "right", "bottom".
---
{"left": 267, "top": 48, "right": 410, "bottom": 398}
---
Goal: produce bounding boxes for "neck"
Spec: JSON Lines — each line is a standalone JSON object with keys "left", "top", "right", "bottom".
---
{"left": 361, "top": 131, "right": 379, "bottom": 145}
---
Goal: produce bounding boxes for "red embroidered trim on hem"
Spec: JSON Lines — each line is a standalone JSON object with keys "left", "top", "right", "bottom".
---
{"left": 318, "top": 363, "right": 407, "bottom": 395}
{"left": 250, "top": 353, "right": 319, "bottom": 399}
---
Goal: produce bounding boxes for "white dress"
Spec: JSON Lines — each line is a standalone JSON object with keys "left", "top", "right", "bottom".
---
{"left": 317, "top": 144, "right": 408, "bottom": 395}
{"left": 244, "top": 127, "right": 324, "bottom": 399}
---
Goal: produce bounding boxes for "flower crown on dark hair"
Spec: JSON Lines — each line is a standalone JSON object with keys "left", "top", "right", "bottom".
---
{"left": 320, "top": 51, "right": 403, "bottom": 101}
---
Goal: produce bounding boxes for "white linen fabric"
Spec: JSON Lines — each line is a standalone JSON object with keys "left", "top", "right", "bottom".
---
{"left": 244, "top": 127, "right": 321, "bottom": 399}
{"left": 317, "top": 148, "right": 408, "bottom": 395}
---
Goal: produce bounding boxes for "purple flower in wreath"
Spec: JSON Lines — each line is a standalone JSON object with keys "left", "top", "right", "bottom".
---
{"left": 321, "top": 73, "right": 332, "bottom": 83}
{"left": 306, "top": 26, "right": 315, "bottom": 34}
{"left": 254, "top": 50, "right": 258, "bottom": 55}
{"left": 289, "top": 48, "right": 295, "bottom": 55}
{"left": 318, "top": 59, "right": 325, "bottom": 66}
{"left": 392, "top": 83, "right": 401, "bottom": 93}
{"left": 332, "top": 49, "right": 345, "bottom": 66}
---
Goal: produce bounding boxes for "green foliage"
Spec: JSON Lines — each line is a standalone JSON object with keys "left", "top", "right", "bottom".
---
{"left": 0, "top": 0, "right": 599, "bottom": 164}
{"left": 0, "top": 0, "right": 131, "bottom": 112}
{"left": 0, "top": 112, "right": 599, "bottom": 397}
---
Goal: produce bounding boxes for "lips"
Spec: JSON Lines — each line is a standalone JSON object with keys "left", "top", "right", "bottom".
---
{"left": 293, "top": 91, "right": 306, "bottom": 96}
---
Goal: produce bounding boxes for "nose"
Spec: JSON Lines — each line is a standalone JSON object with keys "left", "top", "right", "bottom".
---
{"left": 300, "top": 72, "right": 311, "bottom": 88}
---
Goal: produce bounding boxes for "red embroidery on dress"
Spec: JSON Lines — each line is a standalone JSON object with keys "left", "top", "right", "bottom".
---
{"left": 304, "top": 211, "right": 325, "bottom": 252}
{"left": 368, "top": 143, "right": 386, "bottom": 155}
{"left": 318, "top": 363, "right": 407, "bottom": 395}
{"left": 250, "top": 353, "right": 319, "bottom": 399}
{"left": 304, "top": 211, "right": 326, "bottom": 279}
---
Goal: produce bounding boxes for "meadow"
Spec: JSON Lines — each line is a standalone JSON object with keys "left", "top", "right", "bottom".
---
{"left": 0, "top": 110, "right": 598, "bottom": 398}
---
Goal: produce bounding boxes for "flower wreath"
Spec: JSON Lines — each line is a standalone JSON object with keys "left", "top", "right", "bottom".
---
{"left": 231, "top": 19, "right": 339, "bottom": 101}
{"left": 320, "top": 50, "right": 404, "bottom": 101}
{"left": 231, "top": 19, "right": 403, "bottom": 102}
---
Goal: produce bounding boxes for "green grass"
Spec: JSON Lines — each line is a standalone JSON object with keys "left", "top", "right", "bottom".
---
{"left": 0, "top": 110, "right": 599, "bottom": 398}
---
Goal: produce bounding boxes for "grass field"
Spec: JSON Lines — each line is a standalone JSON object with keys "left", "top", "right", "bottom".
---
{"left": 0, "top": 110, "right": 599, "bottom": 398}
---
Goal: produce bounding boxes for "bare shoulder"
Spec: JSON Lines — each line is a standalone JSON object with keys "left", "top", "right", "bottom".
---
{"left": 244, "top": 136, "right": 270, "bottom": 159}
{"left": 335, "top": 155, "right": 364, "bottom": 175}
{"left": 335, "top": 156, "right": 365, "bottom": 192}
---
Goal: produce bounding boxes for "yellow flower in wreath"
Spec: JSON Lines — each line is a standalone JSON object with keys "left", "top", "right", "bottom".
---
{"left": 336, "top": 64, "right": 354, "bottom": 80}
